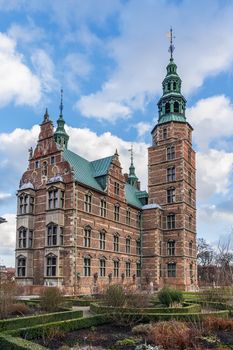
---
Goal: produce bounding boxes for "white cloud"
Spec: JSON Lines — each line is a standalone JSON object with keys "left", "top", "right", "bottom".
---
{"left": 0, "top": 192, "right": 11, "bottom": 200}
{"left": 0, "top": 213, "right": 16, "bottom": 262}
{"left": 134, "top": 122, "right": 151, "bottom": 139}
{"left": 8, "top": 22, "right": 44, "bottom": 44}
{"left": 188, "top": 95, "right": 233, "bottom": 150}
{"left": 76, "top": 0, "right": 233, "bottom": 121}
{"left": 31, "top": 49, "right": 58, "bottom": 93}
{"left": 0, "top": 32, "right": 41, "bottom": 107}
{"left": 197, "top": 149, "right": 233, "bottom": 200}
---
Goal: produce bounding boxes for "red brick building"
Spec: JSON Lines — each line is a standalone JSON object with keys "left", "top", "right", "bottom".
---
{"left": 15, "top": 53, "right": 197, "bottom": 294}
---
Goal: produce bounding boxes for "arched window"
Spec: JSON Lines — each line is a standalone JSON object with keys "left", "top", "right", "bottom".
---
{"left": 174, "top": 101, "right": 179, "bottom": 113}
{"left": 17, "top": 255, "right": 26, "bottom": 277}
{"left": 165, "top": 102, "right": 170, "bottom": 113}
{"left": 167, "top": 82, "right": 171, "bottom": 91}
{"left": 189, "top": 215, "right": 193, "bottom": 229}
{"left": 173, "top": 81, "right": 177, "bottom": 90}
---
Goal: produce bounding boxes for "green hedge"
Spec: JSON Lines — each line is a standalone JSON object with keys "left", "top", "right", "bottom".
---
{"left": 188, "top": 300, "right": 233, "bottom": 312}
{"left": 90, "top": 302, "right": 201, "bottom": 314}
{"left": 111, "top": 310, "right": 229, "bottom": 322}
{"left": 0, "top": 334, "right": 46, "bottom": 350}
{"left": 11, "top": 315, "right": 108, "bottom": 341}
{"left": 0, "top": 310, "right": 83, "bottom": 332}
{"left": 67, "top": 299, "right": 95, "bottom": 306}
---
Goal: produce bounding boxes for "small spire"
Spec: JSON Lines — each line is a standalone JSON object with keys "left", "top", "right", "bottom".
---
{"left": 43, "top": 108, "right": 49, "bottom": 123}
{"left": 59, "top": 88, "right": 63, "bottom": 117}
{"left": 167, "top": 27, "right": 175, "bottom": 61}
{"left": 114, "top": 149, "right": 119, "bottom": 156}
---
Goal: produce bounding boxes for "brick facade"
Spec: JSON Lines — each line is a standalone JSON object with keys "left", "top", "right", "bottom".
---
{"left": 15, "top": 57, "right": 197, "bottom": 294}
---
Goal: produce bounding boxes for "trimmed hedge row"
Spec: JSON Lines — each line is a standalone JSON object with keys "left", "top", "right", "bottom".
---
{"left": 0, "top": 310, "right": 83, "bottom": 332}
{"left": 0, "top": 334, "right": 46, "bottom": 350}
{"left": 188, "top": 300, "right": 233, "bottom": 312}
{"left": 67, "top": 299, "right": 95, "bottom": 306}
{"left": 90, "top": 302, "right": 201, "bottom": 314}
{"left": 11, "top": 315, "right": 108, "bottom": 341}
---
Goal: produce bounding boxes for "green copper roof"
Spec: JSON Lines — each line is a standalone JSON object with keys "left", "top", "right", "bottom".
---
{"left": 125, "top": 184, "right": 145, "bottom": 208}
{"left": 63, "top": 148, "right": 147, "bottom": 208}
{"left": 63, "top": 149, "right": 103, "bottom": 191}
{"left": 158, "top": 113, "right": 186, "bottom": 125}
{"left": 91, "top": 156, "right": 114, "bottom": 177}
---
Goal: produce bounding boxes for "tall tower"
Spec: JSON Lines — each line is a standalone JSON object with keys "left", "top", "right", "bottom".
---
{"left": 148, "top": 29, "right": 197, "bottom": 290}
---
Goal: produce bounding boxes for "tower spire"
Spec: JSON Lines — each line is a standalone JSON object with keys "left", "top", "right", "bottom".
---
{"left": 54, "top": 89, "right": 69, "bottom": 149}
{"left": 127, "top": 144, "right": 138, "bottom": 187}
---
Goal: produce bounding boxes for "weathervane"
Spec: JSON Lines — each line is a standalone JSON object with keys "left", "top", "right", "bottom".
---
{"left": 60, "top": 88, "right": 63, "bottom": 116}
{"left": 128, "top": 144, "right": 134, "bottom": 165}
{"left": 167, "top": 27, "right": 175, "bottom": 60}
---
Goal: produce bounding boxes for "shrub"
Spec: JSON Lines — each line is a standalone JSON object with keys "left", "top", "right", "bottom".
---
{"left": 132, "top": 323, "right": 152, "bottom": 337}
{"left": 115, "top": 337, "right": 137, "bottom": 347}
{"left": 203, "top": 316, "right": 233, "bottom": 332}
{"left": 0, "top": 280, "right": 18, "bottom": 319}
{"left": 147, "top": 320, "right": 196, "bottom": 350}
{"left": 9, "top": 303, "right": 30, "bottom": 316}
{"left": 102, "top": 284, "right": 127, "bottom": 307}
{"left": 40, "top": 287, "right": 64, "bottom": 312}
{"left": 158, "top": 288, "right": 183, "bottom": 307}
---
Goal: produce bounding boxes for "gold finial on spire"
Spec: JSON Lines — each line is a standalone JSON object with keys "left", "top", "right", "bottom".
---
{"left": 166, "top": 27, "right": 175, "bottom": 60}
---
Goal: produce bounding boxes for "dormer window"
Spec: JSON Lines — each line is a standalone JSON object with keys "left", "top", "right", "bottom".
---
{"left": 114, "top": 182, "right": 120, "bottom": 195}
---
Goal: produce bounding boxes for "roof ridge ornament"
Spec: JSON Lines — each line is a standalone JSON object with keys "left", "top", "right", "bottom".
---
{"left": 59, "top": 88, "right": 63, "bottom": 117}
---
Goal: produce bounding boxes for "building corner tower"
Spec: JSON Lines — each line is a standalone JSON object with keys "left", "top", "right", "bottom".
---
{"left": 147, "top": 30, "right": 197, "bottom": 290}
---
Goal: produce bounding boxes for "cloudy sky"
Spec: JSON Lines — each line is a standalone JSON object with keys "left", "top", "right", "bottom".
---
{"left": 1, "top": 0, "right": 233, "bottom": 266}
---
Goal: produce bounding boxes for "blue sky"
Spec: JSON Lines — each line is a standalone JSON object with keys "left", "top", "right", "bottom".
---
{"left": 1, "top": 0, "right": 233, "bottom": 266}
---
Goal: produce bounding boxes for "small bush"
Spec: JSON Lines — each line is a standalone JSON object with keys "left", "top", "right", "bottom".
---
{"left": 9, "top": 303, "right": 30, "bottom": 316}
{"left": 147, "top": 320, "right": 196, "bottom": 350}
{"left": 203, "top": 316, "right": 233, "bottom": 332}
{"left": 40, "top": 287, "right": 64, "bottom": 312}
{"left": 158, "top": 288, "right": 183, "bottom": 307}
{"left": 115, "top": 337, "right": 137, "bottom": 347}
{"left": 102, "top": 284, "right": 126, "bottom": 307}
{"left": 132, "top": 324, "right": 152, "bottom": 337}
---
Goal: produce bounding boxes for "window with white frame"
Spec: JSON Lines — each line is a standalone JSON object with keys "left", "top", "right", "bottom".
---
{"left": 125, "top": 261, "right": 131, "bottom": 277}
{"left": 114, "top": 204, "right": 120, "bottom": 221}
{"left": 17, "top": 256, "right": 26, "bottom": 277}
{"left": 167, "top": 262, "right": 176, "bottom": 277}
{"left": 126, "top": 237, "right": 131, "bottom": 254}
{"left": 167, "top": 214, "right": 176, "bottom": 229}
{"left": 167, "top": 240, "right": 175, "bottom": 256}
{"left": 99, "top": 230, "right": 106, "bottom": 250}
{"left": 100, "top": 198, "right": 107, "bottom": 217}
{"left": 113, "top": 234, "right": 119, "bottom": 252}
{"left": 167, "top": 146, "right": 175, "bottom": 160}
{"left": 46, "top": 255, "right": 57, "bottom": 276}
{"left": 18, "top": 227, "right": 27, "bottom": 248}
{"left": 136, "top": 239, "right": 141, "bottom": 255}
{"left": 19, "top": 193, "right": 34, "bottom": 215}
{"left": 84, "top": 192, "right": 92, "bottom": 212}
{"left": 113, "top": 260, "right": 119, "bottom": 277}
{"left": 167, "top": 167, "right": 176, "bottom": 182}
{"left": 167, "top": 187, "right": 175, "bottom": 203}
{"left": 99, "top": 258, "right": 106, "bottom": 277}
{"left": 126, "top": 208, "right": 131, "bottom": 225}
{"left": 114, "top": 182, "right": 120, "bottom": 195}
{"left": 84, "top": 256, "right": 91, "bottom": 276}
{"left": 48, "top": 188, "right": 59, "bottom": 209}
{"left": 84, "top": 226, "right": 91, "bottom": 248}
